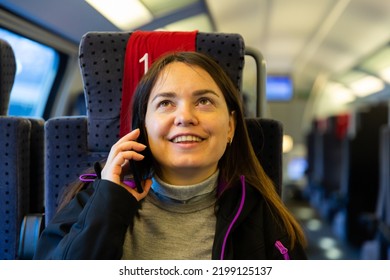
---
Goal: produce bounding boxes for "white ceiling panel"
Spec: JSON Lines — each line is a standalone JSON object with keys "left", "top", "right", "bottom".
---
{"left": 1, "top": 0, "right": 390, "bottom": 98}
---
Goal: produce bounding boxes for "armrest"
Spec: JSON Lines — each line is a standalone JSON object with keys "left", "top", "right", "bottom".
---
{"left": 18, "top": 214, "right": 45, "bottom": 259}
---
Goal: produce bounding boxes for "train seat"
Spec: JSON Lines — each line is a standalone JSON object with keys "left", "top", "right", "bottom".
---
{"left": 332, "top": 104, "right": 388, "bottom": 247}
{"left": 305, "top": 119, "right": 325, "bottom": 208}
{"left": 0, "top": 39, "right": 15, "bottom": 115}
{"left": 246, "top": 118, "right": 282, "bottom": 193}
{"left": 33, "top": 31, "right": 283, "bottom": 259}
{"left": 361, "top": 126, "right": 390, "bottom": 259}
{"left": 43, "top": 31, "right": 241, "bottom": 225}
{"left": 0, "top": 38, "right": 45, "bottom": 260}
{"left": 0, "top": 39, "right": 35, "bottom": 259}
{"left": 314, "top": 114, "right": 349, "bottom": 222}
{"left": 0, "top": 41, "right": 46, "bottom": 177}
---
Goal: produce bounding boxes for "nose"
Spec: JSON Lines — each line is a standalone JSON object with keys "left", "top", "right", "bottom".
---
{"left": 173, "top": 103, "right": 199, "bottom": 126}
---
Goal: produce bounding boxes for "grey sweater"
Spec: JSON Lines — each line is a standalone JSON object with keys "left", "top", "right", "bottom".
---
{"left": 121, "top": 171, "right": 219, "bottom": 260}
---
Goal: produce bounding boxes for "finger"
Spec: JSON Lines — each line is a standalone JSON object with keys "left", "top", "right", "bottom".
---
{"left": 115, "top": 128, "right": 141, "bottom": 145}
{"left": 106, "top": 143, "right": 146, "bottom": 165}
{"left": 107, "top": 142, "right": 145, "bottom": 166}
{"left": 121, "top": 159, "right": 129, "bottom": 169}
{"left": 107, "top": 152, "right": 144, "bottom": 174}
{"left": 106, "top": 132, "right": 146, "bottom": 164}
{"left": 116, "top": 141, "right": 147, "bottom": 153}
{"left": 117, "top": 151, "right": 143, "bottom": 167}
{"left": 102, "top": 151, "right": 144, "bottom": 181}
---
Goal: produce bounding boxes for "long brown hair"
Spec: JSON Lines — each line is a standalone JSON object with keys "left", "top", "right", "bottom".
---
{"left": 131, "top": 51, "right": 306, "bottom": 248}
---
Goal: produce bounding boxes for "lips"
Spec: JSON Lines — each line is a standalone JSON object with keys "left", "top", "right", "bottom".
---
{"left": 171, "top": 135, "right": 203, "bottom": 143}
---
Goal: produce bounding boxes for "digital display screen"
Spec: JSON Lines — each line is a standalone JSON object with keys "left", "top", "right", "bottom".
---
{"left": 266, "top": 75, "right": 293, "bottom": 101}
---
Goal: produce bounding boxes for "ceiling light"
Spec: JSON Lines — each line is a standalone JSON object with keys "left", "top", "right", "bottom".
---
{"left": 282, "top": 135, "right": 293, "bottom": 153}
{"left": 165, "top": 14, "right": 213, "bottom": 32}
{"left": 379, "top": 66, "right": 390, "bottom": 83}
{"left": 326, "top": 82, "right": 355, "bottom": 104}
{"left": 86, "top": 0, "right": 153, "bottom": 30}
{"left": 349, "top": 75, "right": 385, "bottom": 97}
{"left": 142, "top": 0, "right": 198, "bottom": 17}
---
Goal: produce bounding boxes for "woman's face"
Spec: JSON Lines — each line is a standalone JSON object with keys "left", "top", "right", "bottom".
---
{"left": 145, "top": 62, "right": 235, "bottom": 185}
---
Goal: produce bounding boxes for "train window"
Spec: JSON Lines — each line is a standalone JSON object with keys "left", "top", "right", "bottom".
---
{"left": 0, "top": 27, "right": 60, "bottom": 117}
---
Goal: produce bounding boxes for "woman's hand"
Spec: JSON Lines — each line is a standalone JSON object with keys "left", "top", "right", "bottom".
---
{"left": 101, "top": 128, "right": 151, "bottom": 201}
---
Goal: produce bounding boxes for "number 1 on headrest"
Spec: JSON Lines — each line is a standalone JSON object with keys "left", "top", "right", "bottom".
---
{"left": 139, "top": 53, "right": 149, "bottom": 74}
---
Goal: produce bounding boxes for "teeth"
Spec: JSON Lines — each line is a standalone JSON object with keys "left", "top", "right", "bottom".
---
{"left": 172, "top": 135, "right": 202, "bottom": 143}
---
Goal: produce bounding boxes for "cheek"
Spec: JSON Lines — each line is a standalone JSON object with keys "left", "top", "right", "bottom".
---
{"left": 145, "top": 114, "right": 157, "bottom": 142}
{"left": 213, "top": 117, "right": 231, "bottom": 137}
{"left": 145, "top": 112, "right": 154, "bottom": 142}
{"left": 145, "top": 112, "right": 168, "bottom": 142}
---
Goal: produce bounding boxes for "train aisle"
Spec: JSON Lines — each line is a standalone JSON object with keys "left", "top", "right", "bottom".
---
{"left": 285, "top": 194, "right": 361, "bottom": 260}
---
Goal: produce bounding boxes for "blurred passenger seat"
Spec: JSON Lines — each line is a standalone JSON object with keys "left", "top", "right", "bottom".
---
{"left": 0, "top": 38, "right": 32, "bottom": 260}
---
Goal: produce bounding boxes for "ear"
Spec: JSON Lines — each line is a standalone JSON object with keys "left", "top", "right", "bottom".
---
{"left": 228, "top": 111, "right": 236, "bottom": 141}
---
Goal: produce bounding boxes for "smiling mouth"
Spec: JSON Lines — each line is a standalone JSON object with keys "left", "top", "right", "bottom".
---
{"left": 171, "top": 135, "right": 203, "bottom": 143}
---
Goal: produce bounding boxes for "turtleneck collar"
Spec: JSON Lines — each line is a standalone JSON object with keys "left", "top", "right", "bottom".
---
{"left": 147, "top": 170, "right": 219, "bottom": 213}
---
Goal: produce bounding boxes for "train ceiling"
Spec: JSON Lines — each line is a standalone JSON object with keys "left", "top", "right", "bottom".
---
{"left": 1, "top": 0, "right": 390, "bottom": 99}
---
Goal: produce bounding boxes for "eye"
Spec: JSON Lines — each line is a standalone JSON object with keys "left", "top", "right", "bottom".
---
{"left": 197, "top": 97, "right": 212, "bottom": 106}
{"left": 157, "top": 100, "right": 173, "bottom": 108}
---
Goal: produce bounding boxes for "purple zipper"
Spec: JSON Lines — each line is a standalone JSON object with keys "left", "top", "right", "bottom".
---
{"left": 275, "top": 240, "right": 290, "bottom": 260}
{"left": 220, "top": 175, "right": 246, "bottom": 260}
{"left": 79, "top": 173, "right": 136, "bottom": 188}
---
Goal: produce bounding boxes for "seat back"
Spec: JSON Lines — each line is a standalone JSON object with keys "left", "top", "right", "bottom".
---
{"left": 0, "top": 38, "right": 45, "bottom": 259}
{"left": 334, "top": 104, "right": 388, "bottom": 246}
{"left": 44, "top": 31, "right": 282, "bottom": 225}
{"left": 0, "top": 117, "right": 32, "bottom": 260}
{"left": 361, "top": 126, "right": 390, "bottom": 259}
{"left": 0, "top": 35, "right": 45, "bottom": 214}
{"left": 246, "top": 118, "right": 283, "bottom": 194}
{"left": 375, "top": 126, "right": 390, "bottom": 259}
{"left": 17, "top": 116, "right": 45, "bottom": 260}
{"left": 0, "top": 39, "right": 31, "bottom": 259}
{"left": 44, "top": 31, "right": 245, "bottom": 224}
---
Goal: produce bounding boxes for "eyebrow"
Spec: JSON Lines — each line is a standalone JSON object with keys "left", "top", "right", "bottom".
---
{"left": 150, "top": 92, "right": 176, "bottom": 102}
{"left": 151, "top": 89, "right": 220, "bottom": 102}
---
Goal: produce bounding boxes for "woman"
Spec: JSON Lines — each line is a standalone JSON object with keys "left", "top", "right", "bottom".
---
{"left": 34, "top": 51, "right": 307, "bottom": 260}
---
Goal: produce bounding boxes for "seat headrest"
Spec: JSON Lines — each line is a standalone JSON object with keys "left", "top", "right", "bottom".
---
{"left": 79, "top": 31, "right": 245, "bottom": 152}
{"left": 120, "top": 30, "right": 198, "bottom": 136}
{"left": 0, "top": 39, "right": 16, "bottom": 115}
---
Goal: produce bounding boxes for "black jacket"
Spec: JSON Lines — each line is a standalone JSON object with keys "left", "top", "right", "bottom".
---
{"left": 33, "top": 178, "right": 307, "bottom": 260}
